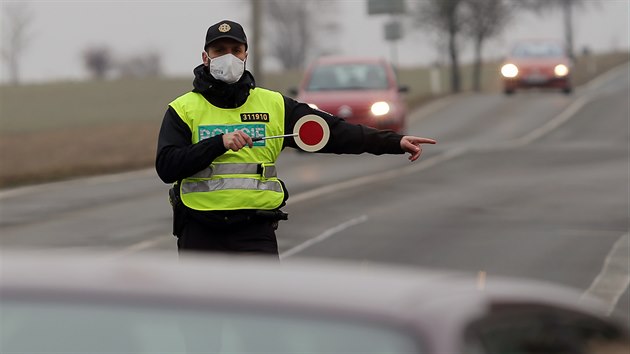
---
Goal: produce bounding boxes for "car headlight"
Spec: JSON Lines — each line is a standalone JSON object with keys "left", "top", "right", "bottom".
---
{"left": 307, "top": 103, "right": 319, "bottom": 110}
{"left": 501, "top": 63, "right": 519, "bottom": 78}
{"left": 371, "top": 101, "right": 390, "bottom": 116}
{"left": 554, "top": 64, "right": 569, "bottom": 77}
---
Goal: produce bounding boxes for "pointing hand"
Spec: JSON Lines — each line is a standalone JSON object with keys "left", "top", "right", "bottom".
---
{"left": 400, "top": 136, "right": 437, "bottom": 162}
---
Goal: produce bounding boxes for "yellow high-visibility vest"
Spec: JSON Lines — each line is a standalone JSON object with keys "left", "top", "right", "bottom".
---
{"left": 169, "top": 88, "right": 285, "bottom": 211}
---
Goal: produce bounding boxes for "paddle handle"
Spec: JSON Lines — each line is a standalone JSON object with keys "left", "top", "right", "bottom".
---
{"left": 252, "top": 133, "right": 298, "bottom": 142}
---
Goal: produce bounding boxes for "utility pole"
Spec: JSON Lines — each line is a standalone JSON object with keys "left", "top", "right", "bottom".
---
{"left": 251, "top": 0, "right": 263, "bottom": 85}
{"left": 562, "top": 0, "right": 575, "bottom": 61}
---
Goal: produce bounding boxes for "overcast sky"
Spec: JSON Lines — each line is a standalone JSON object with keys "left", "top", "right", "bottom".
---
{"left": 1, "top": 0, "right": 628, "bottom": 84}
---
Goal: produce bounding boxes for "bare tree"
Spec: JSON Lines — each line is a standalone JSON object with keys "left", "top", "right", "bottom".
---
{"left": 461, "top": 0, "right": 513, "bottom": 91}
{"left": 83, "top": 45, "right": 114, "bottom": 80}
{"left": 515, "top": 0, "right": 589, "bottom": 60}
{"left": 412, "top": 0, "right": 465, "bottom": 93}
{"left": 116, "top": 51, "right": 163, "bottom": 78}
{"left": 1, "top": 2, "right": 33, "bottom": 85}
{"left": 265, "top": 0, "right": 339, "bottom": 70}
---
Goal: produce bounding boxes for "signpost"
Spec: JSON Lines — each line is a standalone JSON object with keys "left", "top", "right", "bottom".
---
{"left": 384, "top": 20, "right": 402, "bottom": 68}
{"left": 367, "top": 0, "right": 405, "bottom": 69}
{"left": 367, "top": 0, "right": 405, "bottom": 15}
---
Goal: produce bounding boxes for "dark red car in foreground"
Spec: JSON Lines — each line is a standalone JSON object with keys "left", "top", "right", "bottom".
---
{"left": 501, "top": 39, "right": 573, "bottom": 95}
{"left": 2, "top": 251, "right": 629, "bottom": 353}
{"left": 292, "top": 56, "right": 408, "bottom": 134}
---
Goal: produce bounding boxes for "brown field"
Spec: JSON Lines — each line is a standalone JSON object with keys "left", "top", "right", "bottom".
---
{"left": 0, "top": 52, "right": 627, "bottom": 188}
{"left": 0, "top": 122, "right": 159, "bottom": 186}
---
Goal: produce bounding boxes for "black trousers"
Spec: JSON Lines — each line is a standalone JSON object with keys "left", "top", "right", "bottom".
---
{"left": 177, "top": 216, "right": 279, "bottom": 257}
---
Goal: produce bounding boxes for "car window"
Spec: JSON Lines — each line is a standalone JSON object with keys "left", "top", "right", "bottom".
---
{"left": 462, "top": 305, "right": 629, "bottom": 354}
{"left": 511, "top": 42, "right": 565, "bottom": 58}
{"left": 1, "top": 299, "right": 422, "bottom": 354}
{"left": 306, "top": 63, "right": 390, "bottom": 91}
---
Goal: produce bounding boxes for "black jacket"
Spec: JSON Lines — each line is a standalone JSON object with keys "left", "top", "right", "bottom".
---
{"left": 156, "top": 64, "right": 404, "bottom": 220}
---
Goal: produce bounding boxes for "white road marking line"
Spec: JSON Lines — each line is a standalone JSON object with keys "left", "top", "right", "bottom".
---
{"left": 287, "top": 147, "right": 466, "bottom": 206}
{"left": 509, "top": 95, "right": 591, "bottom": 146}
{"left": 582, "top": 233, "right": 630, "bottom": 315}
{"left": 280, "top": 215, "right": 369, "bottom": 260}
{"left": 506, "top": 62, "right": 629, "bottom": 148}
{"left": 585, "top": 63, "right": 630, "bottom": 91}
{"left": 112, "top": 236, "right": 172, "bottom": 258}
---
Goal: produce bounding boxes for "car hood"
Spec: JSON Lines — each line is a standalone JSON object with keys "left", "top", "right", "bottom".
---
{"left": 298, "top": 89, "right": 398, "bottom": 106}
{"left": 506, "top": 57, "right": 571, "bottom": 67}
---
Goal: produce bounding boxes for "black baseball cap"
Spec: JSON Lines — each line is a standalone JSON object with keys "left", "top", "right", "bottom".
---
{"left": 204, "top": 20, "right": 248, "bottom": 50}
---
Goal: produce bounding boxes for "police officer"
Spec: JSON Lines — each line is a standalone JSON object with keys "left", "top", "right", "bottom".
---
{"left": 156, "top": 20, "right": 436, "bottom": 257}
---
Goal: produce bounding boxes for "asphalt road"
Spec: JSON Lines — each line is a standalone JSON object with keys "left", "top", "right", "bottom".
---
{"left": 1, "top": 64, "right": 628, "bottom": 320}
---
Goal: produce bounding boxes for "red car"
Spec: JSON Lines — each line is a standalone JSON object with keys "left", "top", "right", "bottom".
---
{"left": 500, "top": 39, "right": 573, "bottom": 95}
{"left": 292, "top": 56, "right": 408, "bottom": 133}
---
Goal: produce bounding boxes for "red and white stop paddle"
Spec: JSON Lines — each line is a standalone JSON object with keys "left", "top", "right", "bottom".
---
{"left": 251, "top": 114, "right": 330, "bottom": 152}
{"left": 293, "top": 114, "right": 330, "bottom": 152}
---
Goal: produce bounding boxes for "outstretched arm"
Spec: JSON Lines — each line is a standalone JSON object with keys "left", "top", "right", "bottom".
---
{"left": 283, "top": 96, "right": 436, "bottom": 158}
{"left": 282, "top": 96, "right": 403, "bottom": 155}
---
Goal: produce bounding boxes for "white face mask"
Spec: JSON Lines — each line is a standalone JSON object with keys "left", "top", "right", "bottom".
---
{"left": 208, "top": 53, "right": 245, "bottom": 84}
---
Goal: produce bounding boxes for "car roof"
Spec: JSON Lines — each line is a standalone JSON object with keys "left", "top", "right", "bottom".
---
{"left": 0, "top": 251, "right": 611, "bottom": 327}
{"left": 509, "top": 39, "right": 566, "bottom": 51}
{"left": 512, "top": 38, "right": 564, "bottom": 44}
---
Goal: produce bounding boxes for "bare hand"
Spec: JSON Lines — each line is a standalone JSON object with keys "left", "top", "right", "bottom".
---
{"left": 400, "top": 136, "right": 437, "bottom": 162}
{"left": 223, "top": 130, "right": 253, "bottom": 151}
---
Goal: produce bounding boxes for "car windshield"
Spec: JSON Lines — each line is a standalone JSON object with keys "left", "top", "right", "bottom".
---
{"left": 511, "top": 42, "right": 565, "bottom": 58}
{"left": 306, "top": 63, "right": 390, "bottom": 91}
{"left": 1, "top": 299, "right": 423, "bottom": 354}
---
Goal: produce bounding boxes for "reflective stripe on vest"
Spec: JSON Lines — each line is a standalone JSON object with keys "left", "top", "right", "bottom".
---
{"left": 190, "top": 163, "right": 277, "bottom": 179}
{"left": 181, "top": 178, "right": 283, "bottom": 194}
